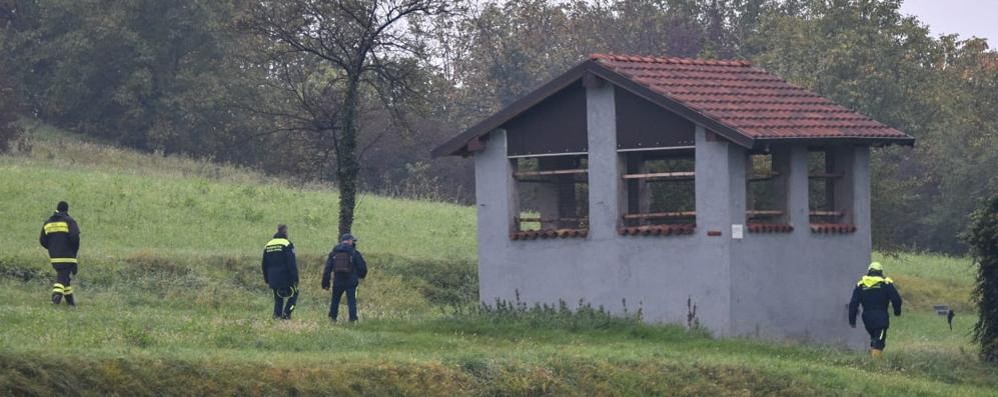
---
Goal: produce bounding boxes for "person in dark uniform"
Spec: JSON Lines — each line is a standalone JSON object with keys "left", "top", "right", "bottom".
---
{"left": 40, "top": 201, "right": 81, "bottom": 306}
{"left": 262, "top": 224, "right": 299, "bottom": 320}
{"left": 849, "top": 261, "right": 903, "bottom": 358}
{"left": 322, "top": 233, "right": 367, "bottom": 322}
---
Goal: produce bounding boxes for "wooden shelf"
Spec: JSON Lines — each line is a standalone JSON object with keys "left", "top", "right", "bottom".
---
{"left": 623, "top": 211, "right": 696, "bottom": 220}
{"left": 747, "top": 210, "right": 784, "bottom": 217}
{"left": 513, "top": 169, "right": 588, "bottom": 178}
{"left": 515, "top": 217, "right": 588, "bottom": 223}
{"left": 809, "top": 211, "right": 844, "bottom": 217}
{"left": 622, "top": 171, "right": 695, "bottom": 181}
{"left": 748, "top": 172, "right": 781, "bottom": 181}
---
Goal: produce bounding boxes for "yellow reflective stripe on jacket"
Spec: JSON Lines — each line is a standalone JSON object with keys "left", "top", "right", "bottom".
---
{"left": 52, "top": 283, "right": 65, "bottom": 293}
{"left": 264, "top": 238, "right": 291, "bottom": 252}
{"left": 44, "top": 222, "right": 70, "bottom": 234}
{"left": 858, "top": 275, "right": 893, "bottom": 289}
{"left": 50, "top": 258, "right": 78, "bottom": 264}
{"left": 265, "top": 238, "right": 290, "bottom": 248}
{"left": 63, "top": 286, "right": 73, "bottom": 295}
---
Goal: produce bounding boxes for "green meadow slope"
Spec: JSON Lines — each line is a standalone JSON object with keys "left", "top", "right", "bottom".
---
{"left": 1, "top": 122, "right": 995, "bottom": 396}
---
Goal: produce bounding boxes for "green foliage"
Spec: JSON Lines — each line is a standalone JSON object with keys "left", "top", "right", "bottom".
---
{"left": 1, "top": 0, "right": 273, "bottom": 161}
{"left": 444, "top": 295, "right": 653, "bottom": 337}
{"left": 0, "top": 68, "right": 22, "bottom": 153}
{"left": 963, "top": 196, "right": 998, "bottom": 363}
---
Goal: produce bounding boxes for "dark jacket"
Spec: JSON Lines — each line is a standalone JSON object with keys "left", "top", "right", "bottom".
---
{"left": 849, "top": 272, "right": 903, "bottom": 329}
{"left": 261, "top": 233, "right": 298, "bottom": 289}
{"left": 322, "top": 243, "right": 367, "bottom": 289}
{"left": 39, "top": 211, "right": 80, "bottom": 264}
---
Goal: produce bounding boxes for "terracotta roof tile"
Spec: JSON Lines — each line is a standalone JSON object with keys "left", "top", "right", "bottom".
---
{"left": 809, "top": 223, "right": 857, "bottom": 234}
{"left": 618, "top": 224, "right": 696, "bottom": 237}
{"left": 591, "top": 54, "right": 911, "bottom": 141}
{"left": 510, "top": 228, "right": 588, "bottom": 240}
{"left": 747, "top": 223, "right": 794, "bottom": 233}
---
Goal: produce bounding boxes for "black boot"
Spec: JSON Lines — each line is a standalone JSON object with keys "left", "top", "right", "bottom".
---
{"left": 64, "top": 294, "right": 75, "bottom": 306}
{"left": 51, "top": 293, "right": 62, "bottom": 305}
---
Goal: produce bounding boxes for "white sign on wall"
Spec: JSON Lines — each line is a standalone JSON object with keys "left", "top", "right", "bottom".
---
{"left": 732, "top": 224, "right": 744, "bottom": 240}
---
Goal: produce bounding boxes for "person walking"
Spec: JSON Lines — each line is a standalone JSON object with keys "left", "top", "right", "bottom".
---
{"left": 40, "top": 201, "right": 81, "bottom": 306}
{"left": 849, "top": 261, "right": 903, "bottom": 358}
{"left": 322, "top": 233, "right": 367, "bottom": 322}
{"left": 262, "top": 224, "right": 299, "bottom": 320}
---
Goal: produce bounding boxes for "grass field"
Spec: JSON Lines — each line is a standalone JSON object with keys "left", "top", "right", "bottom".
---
{"left": 1, "top": 122, "right": 996, "bottom": 396}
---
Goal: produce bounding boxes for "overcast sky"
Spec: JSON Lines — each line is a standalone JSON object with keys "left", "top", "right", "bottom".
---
{"left": 900, "top": 0, "right": 996, "bottom": 43}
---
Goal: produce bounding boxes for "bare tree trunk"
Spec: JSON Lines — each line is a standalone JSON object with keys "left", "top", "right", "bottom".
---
{"left": 337, "top": 73, "right": 362, "bottom": 237}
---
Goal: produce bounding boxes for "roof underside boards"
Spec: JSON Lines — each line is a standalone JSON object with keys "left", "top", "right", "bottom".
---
{"left": 431, "top": 54, "right": 913, "bottom": 157}
{"left": 505, "top": 81, "right": 588, "bottom": 157}
{"left": 615, "top": 87, "right": 695, "bottom": 150}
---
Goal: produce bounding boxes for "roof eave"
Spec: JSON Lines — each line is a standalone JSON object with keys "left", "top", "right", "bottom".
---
{"left": 753, "top": 136, "right": 916, "bottom": 148}
{"left": 430, "top": 60, "right": 596, "bottom": 158}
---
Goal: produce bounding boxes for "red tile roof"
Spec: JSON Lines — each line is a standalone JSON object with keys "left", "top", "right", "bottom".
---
{"left": 590, "top": 54, "right": 910, "bottom": 142}
{"left": 433, "top": 54, "right": 913, "bottom": 157}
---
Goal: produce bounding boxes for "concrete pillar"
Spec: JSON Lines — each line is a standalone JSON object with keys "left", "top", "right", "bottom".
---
{"left": 474, "top": 129, "right": 517, "bottom": 305}
{"left": 728, "top": 145, "right": 747, "bottom": 227}
{"left": 694, "top": 126, "right": 734, "bottom": 233}
{"left": 586, "top": 80, "right": 621, "bottom": 239}
{"left": 744, "top": 155, "right": 755, "bottom": 218}
{"left": 786, "top": 144, "right": 810, "bottom": 231}
{"left": 475, "top": 130, "right": 517, "bottom": 238}
{"left": 852, "top": 146, "right": 872, "bottom": 253}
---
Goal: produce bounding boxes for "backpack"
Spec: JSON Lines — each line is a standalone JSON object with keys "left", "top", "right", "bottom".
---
{"left": 332, "top": 251, "right": 353, "bottom": 274}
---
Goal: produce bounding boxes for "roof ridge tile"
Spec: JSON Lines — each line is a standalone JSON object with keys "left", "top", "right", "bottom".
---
{"left": 590, "top": 53, "right": 752, "bottom": 67}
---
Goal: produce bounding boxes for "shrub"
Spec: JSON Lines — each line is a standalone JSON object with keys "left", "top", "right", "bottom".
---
{"left": 963, "top": 195, "right": 998, "bottom": 363}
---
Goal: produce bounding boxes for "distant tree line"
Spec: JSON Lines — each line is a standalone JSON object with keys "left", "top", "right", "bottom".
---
{"left": 1, "top": 0, "right": 996, "bottom": 253}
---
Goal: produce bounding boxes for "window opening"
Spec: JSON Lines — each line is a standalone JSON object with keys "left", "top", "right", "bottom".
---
{"left": 620, "top": 149, "right": 696, "bottom": 235}
{"left": 511, "top": 155, "right": 589, "bottom": 239}
{"left": 746, "top": 153, "right": 790, "bottom": 230}
{"left": 808, "top": 149, "right": 845, "bottom": 224}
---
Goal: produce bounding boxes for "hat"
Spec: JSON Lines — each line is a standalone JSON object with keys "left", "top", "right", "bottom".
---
{"left": 868, "top": 262, "right": 883, "bottom": 271}
{"left": 340, "top": 233, "right": 357, "bottom": 242}
{"left": 56, "top": 201, "right": 69, "bottom": 212}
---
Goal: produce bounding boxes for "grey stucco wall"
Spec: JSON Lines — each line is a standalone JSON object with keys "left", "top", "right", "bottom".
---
{"left": 473, "top": 82, "right": 873, "bottom": 349}
{"left": 727, "top": 146, "right": 870, "bottom": 349}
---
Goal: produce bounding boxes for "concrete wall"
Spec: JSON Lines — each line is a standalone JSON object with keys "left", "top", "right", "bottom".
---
{"left": 728, "top": 144, "right": 870, "bottom": 349}
{"left": 473, "top": 81, "right": 872, "bottom": 349}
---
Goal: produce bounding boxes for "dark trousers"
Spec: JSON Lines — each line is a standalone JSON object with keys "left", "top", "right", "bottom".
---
{"left": 272, "top": 286, "right": 299, "bottom": 319}
{"left": 52, "top": 263, "right": 76, "bottom": 305}
{"left": 865, "top": 325, "right": 888, "bottom": 350}
{"left": 329, "top": 286, "right": 358, "bottom": 321}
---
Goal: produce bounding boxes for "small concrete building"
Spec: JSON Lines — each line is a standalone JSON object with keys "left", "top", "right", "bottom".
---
{"left": 433, "top": 54, "right": 913, "bottom": 348}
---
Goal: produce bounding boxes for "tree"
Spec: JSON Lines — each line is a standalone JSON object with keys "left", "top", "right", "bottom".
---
{"left": 245, "top": 0, "right": 452, "bottom": 236}
{"left": 0, "top": 70, "right": 22, "bottom": 153}
{"left": 964, "top": 196, "right": 998, "bottom": 363}
{"left": 0, "top": 0, "right": 273, "bottom": 162}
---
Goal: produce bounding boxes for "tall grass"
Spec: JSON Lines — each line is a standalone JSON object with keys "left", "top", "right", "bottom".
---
{"left": 1, "top": 122, "right": 997, "bottom": 396}
{"left": 873, "top": 252, "right": 976, "bottom": 311}
{"left": 1, "top": 123, "right": 477, "bottom": 268}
